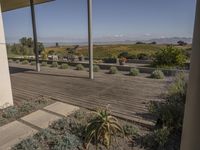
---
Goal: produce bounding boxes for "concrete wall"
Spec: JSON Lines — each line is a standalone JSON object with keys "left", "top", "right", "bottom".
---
{"left": 0, "top": 3, "right": 13, "bottom": 108}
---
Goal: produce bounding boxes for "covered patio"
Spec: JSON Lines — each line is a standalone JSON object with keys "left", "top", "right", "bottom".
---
{"left": 0, "top": 0, "right": 200, "bottom": 149}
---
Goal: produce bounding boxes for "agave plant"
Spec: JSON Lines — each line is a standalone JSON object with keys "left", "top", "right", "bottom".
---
{"left": 84, "top": 106, "right": 124, "bottom": 150}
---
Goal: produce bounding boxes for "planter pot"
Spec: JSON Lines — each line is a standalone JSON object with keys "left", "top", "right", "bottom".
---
{"left": 119, "top": 61, "right": 126, "bottom": 65}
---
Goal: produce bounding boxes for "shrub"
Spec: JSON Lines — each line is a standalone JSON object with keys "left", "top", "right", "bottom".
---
{"left": 93, "top": 65, "right": 100, "bottom": 72}
{"left": 118, "top": 52, "right": 129, "bottom": 58}
{"left": 12, "top": 138, "right": 39, "bottom": 150}
{"left": 129, "top": 68, "right": 140, "bottom": 76}
{"left": 19, "top": 101, "right": 35, "bottom": 114}
{"left": 151, "top": 70, "right": 165, "bottom": 79}
{"left": 146, "top": 73, "right": 187, "bottom": 149}
{"left": 123, "top": 124, "right": 138, "bottom": 137}
{"left": 109, "top": 66, "right": 118, "bottom": 74}
{"left": 8, "top": 59, "right": 13, "bottom": 63}
{"left": 76, "top": 64, "right": 84, "bottom": 70}
{"left": 22, "top": 60, "right": 29, "bottom": 65}
{"left": 41, "top": 61, "right": 48, "bottom": 66}
{"left": 143, "top": 127, "right": 170, "bottom": 149}
{"left": 54, "top": 132, "right": 80, "bottom": 150}
{"left": 2, "top": 106, "right": 19, "bottom": 119}
{"left": 15, "top": 60, "right": 20, "bottom": 63}
{"left": 30, "top": 61, "right": 36, "bottom": 66}
{"left": 60, "top": 63, "right": 69, "bottom": 69}
{"left": 103, "top": 57, "right": 117, "bottom": 63}
{"left": 51, "top": 62, "right": 58, "bottom": 68}
{"left": 127, "top": 54, "right": 137, "bottom": 59}
{"left": 154, "top": 127, "right": 170, "bottom": 148}
{"left": 84, "top": 107, "right": 123, "bottom": 149}
{"left": 137, "top": 53, "right": 149, "bottom": 60}
{"left": 152, "top": 46, "right": 187, "bottom": 68}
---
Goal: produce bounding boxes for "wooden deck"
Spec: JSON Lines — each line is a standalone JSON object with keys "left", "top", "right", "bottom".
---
{"left": 9, "top": 63, "right": 169, "bottom": 126}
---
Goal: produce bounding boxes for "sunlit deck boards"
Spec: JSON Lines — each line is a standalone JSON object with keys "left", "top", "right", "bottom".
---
{"left": 10, "top": 63, "right": 168, "bottom": 126}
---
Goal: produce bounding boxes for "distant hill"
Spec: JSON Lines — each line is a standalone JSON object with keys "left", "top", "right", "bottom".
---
{"left": 146, "top": 37, "right": 192, "bottom": 44}
{"left": 23, "top": 37, "right": 193, "bottom": 47}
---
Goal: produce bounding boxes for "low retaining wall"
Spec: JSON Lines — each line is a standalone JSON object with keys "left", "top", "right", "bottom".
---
{"left": 9, "top": 57, "right": 189, "bottom": 76}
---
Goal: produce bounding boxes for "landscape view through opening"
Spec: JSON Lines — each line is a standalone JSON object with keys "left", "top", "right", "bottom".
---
{"left": 0, "top": 0, "right": 198, "bottom": 149}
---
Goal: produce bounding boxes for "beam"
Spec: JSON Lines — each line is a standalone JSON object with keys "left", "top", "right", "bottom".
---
{"left": 87, "top": 0, "right": 94, "bottom": 79}
{"left": 30, "top": 0, "right": 40, "bottom": 72}
{"left": 181, "top": 0, "right": 200, "bottom": 149}
{"left": 0, "top": 3, "right": 13, "bottom": 108}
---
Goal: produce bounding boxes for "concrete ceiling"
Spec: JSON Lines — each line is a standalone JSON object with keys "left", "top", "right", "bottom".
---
{"left": 0, "top": 0, "right": 54, "bottom": 12}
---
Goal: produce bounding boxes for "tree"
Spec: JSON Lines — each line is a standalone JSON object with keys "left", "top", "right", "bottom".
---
{"left": 55, "top": 42, "right": 59, "bottom": 47}
{"left": 177, "top": 41, "right": 187, "bottom": 46}
{"left": 20, "top": 37, "right": 27, "bottom": 46}
{"left": 27, "top": 38, "right": 33, "bottom": 48}
{"left": 150, "top": 41, "right": 157, "bottom": 45}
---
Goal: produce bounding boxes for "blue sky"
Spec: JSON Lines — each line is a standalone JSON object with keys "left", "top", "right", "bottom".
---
{"left": 2, "top": 0, "right": 196, "bottom": 43}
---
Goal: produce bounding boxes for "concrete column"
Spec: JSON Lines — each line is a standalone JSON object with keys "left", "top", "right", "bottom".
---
{"left": 88, "top": 0, "right": 94, "bottom": 79}
{"left": 0, "top": 3, "right": 13, "bottom": 108}
{"left": 181, "top": 1, "right": 200, "bottom": 149}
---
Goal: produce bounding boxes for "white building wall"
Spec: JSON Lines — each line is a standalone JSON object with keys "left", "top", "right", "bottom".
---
{"left": 0, "top": 3, "right": 13, "bottom": 108}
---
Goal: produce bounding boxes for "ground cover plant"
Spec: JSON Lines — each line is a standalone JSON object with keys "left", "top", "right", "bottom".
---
{"left": 0, "top": 96, "right": 54, "bottom": 127}
{"left": 12, "top": 107, "right": 147, "bottom": 150}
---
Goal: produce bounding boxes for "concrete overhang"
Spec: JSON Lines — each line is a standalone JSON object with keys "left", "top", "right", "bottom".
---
{"left": 0, "top": 0, "right": 54, "bottom": 12}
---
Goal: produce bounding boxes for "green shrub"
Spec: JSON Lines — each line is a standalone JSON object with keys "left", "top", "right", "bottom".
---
{"left": 41, "top": 61, "right": 48, "bottom": 66}
{"left": 143, "top": 127, "right": 170, "bottom": 149}
{"left": 151, "top": 70, "right": 165, "bottom": 79}
{"left": 123, "top": 124, "right": 138, "bottom": 137}
{"left": 15, "top": 60, "right": 20, "bottom": 63}
{"left": 19, "top": 102, "right": 35, "bottom": 114}
{"left": 2, "top": 106, "right": 19, "bottom": 119}
{"left": 60, "top": 63, "right": 69, "bottom": 69}
{"left": 93, "top": 65, "right": 100, "bottom": 72}
{"left": 118, "top": 52, "right": 129, "bottom": 58}
{"left": 22, "top": 60, "right": 29, "bottom": 65}
{"left": 137, "top": 53, "right": 149, "bottom": 60}
{"left": 129, "top": 68, "right": 140, "bottom": 76}
{"left": 12, "top": 138, "right": 39, "bottom": 150}
{"left": 73, "top": 111, "right": 86, "bottom": 120}
{"left": 103, "top": 57, "right": 117, "bottom": 63}
{"left": 146, "top": 73, "right": 187, "bottom": 149}
{"left": 76, "top": 64, "right": 84, "bottom": 70}
{"left": 154, "top": 127, "right": 170, "bottom": 148}
{"left": 51, "top": 62, "right": 58, "bottom": 68}
{"left": 8, "top": 59, "right": 13, "bottom": 63}
{"left": 30, "top": 61, "right": 36, "bottom": 66}
{"left": 53, "top": 132, "right": 80, "bottom": 150}
{"left": 109, "top": 66, "right": 118, "bottom": 74}
{"left": 127, "top": 54, "right": 137, "bottom": 59}
{"left": 152, "top": 46, "right": 187, "bottom": 68}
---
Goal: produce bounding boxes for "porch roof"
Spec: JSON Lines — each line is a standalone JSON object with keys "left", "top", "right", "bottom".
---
{"left": 0, "top": 0, "right": 54, "bottom": 12}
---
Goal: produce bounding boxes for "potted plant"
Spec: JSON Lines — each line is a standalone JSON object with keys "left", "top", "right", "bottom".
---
{"left": 119, "top": 57, "right": 127, "bottom": 65}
